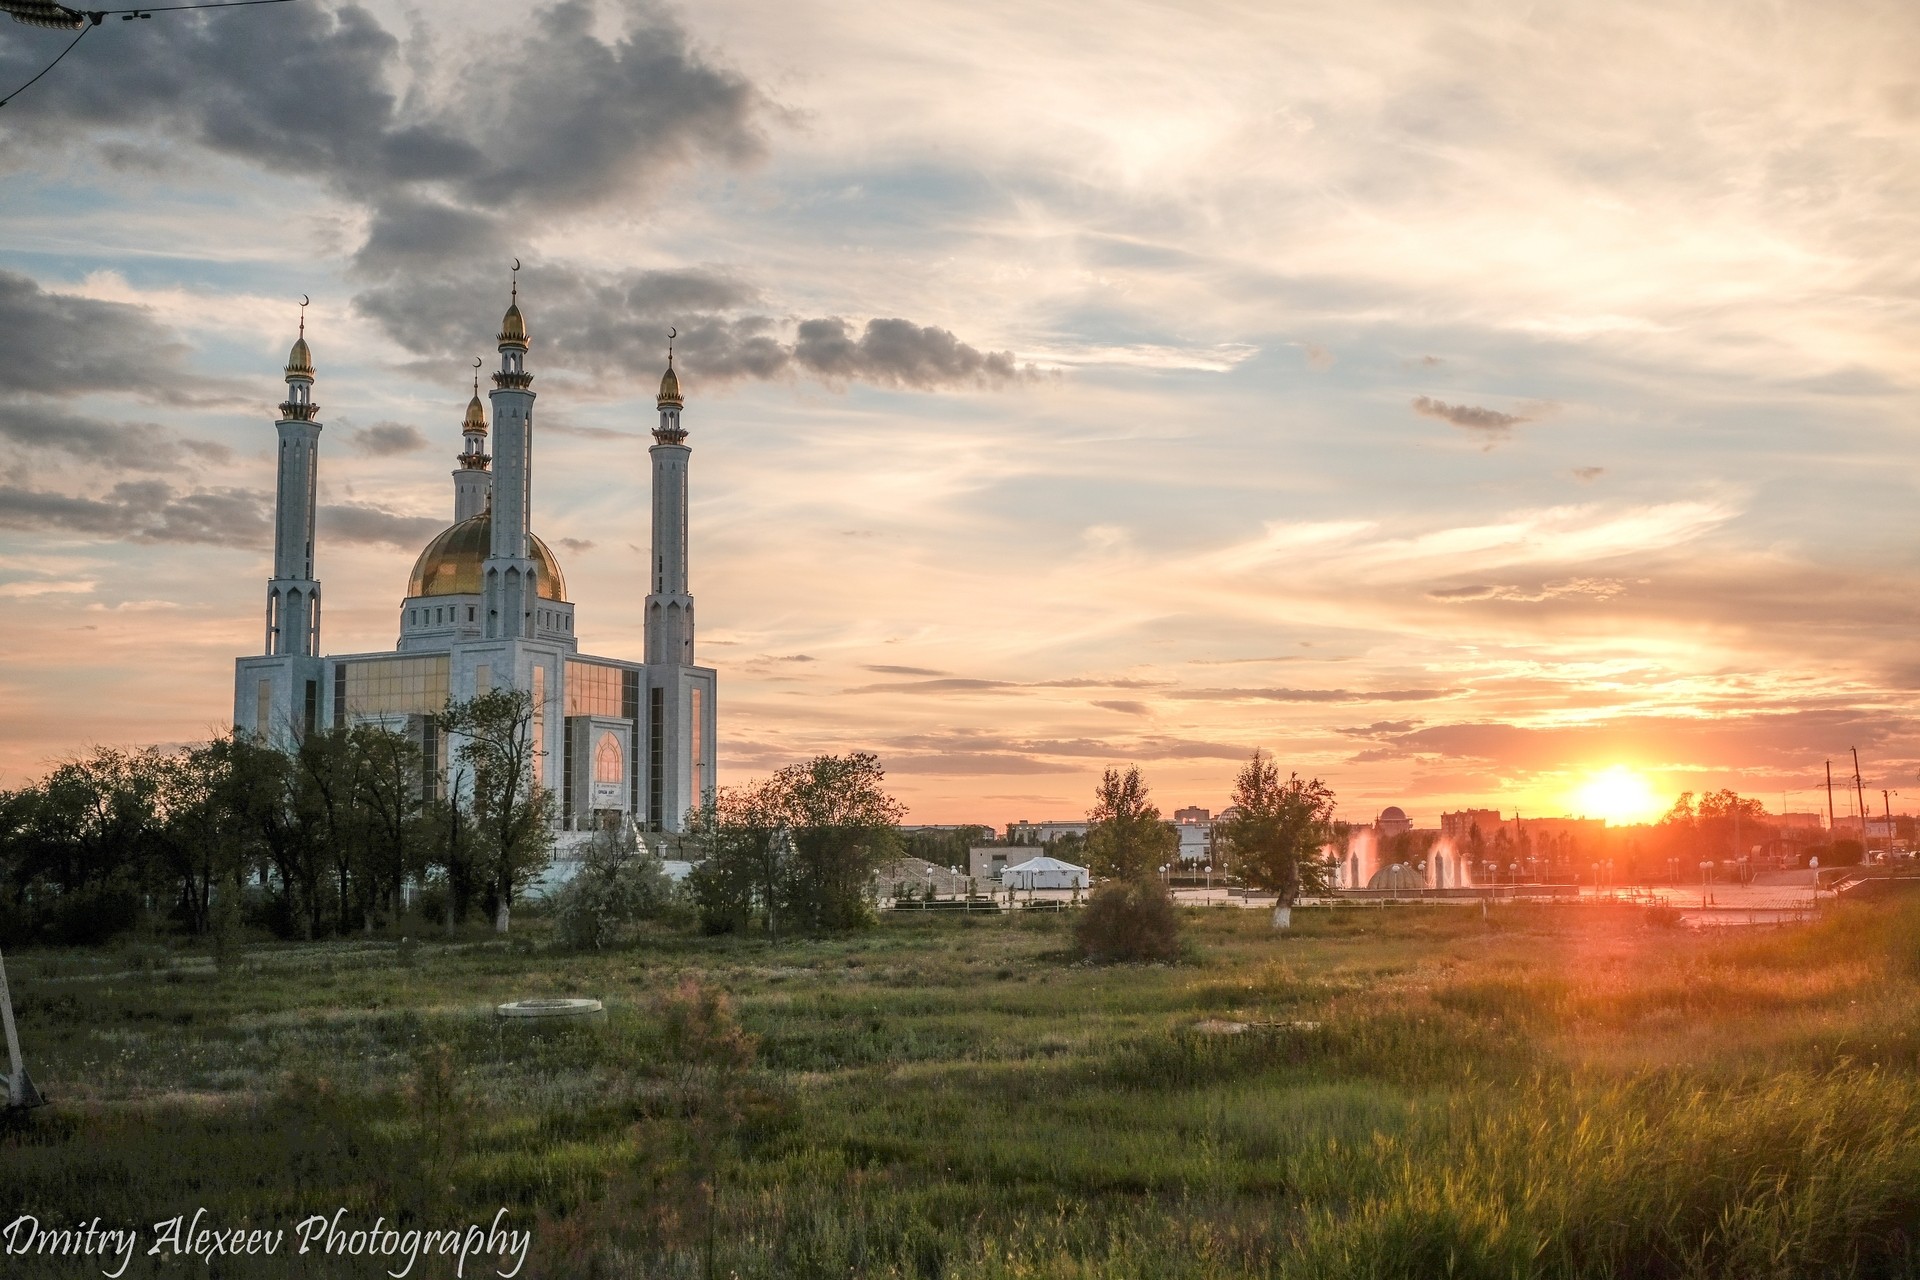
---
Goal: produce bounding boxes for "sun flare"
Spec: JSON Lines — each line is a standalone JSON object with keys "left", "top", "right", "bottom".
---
{"left": 1573, "top": 765, "right": 1663, "bottom": 825}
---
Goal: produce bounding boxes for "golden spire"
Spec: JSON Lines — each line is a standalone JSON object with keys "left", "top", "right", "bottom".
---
{"left": 498, "top": 259, "right": 528, "bottom": 347}
{"left": 657, "top": 326, "right": 683, "bottom": 407}
{"left": 285, "top": 295, "right": 314, "bottom": 379}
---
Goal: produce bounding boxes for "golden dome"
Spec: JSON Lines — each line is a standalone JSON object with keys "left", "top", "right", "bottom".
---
{"left": 285, "top": 336, "right": 315, "bottom": 379}
{"left": 405, "top": 513, "right": 567, "bottom": 601}
{"left": 499, "top": 303, "right": 528, "bottom": 347}
{"left": 658, "top": 363, "right": 683, "bottom": 407}
{"left": 463, "top": 394, "right": 487, "bottom": 433}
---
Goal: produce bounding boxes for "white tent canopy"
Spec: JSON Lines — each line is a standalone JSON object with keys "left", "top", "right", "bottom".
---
{"left": 1001, "top": 855, "right": 1089, "bottom": 890}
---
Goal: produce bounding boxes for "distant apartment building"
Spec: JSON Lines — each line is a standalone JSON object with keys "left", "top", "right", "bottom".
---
{"left": 1006, "top": 819, "right": 1090, "bottom": 845}
{"left": 1173, "top": 806, "right": 1211, "bottom": 825}
{"left": 1440, "top": 809, "right": 1504, "bottom": 844}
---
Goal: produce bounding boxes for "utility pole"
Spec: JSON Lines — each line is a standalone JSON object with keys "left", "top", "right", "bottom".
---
{"left": 1826, "top": 761, "right": 1836, "bottom": 835}
{"left": 1884, "top": 789, "right": 1895, "bottom": 854}
{"left": 1853, "top": 747, "right": 1869, "bottom": 852}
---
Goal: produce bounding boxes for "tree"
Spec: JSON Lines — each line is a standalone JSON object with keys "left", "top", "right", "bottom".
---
{"left": 351, "top": 724, "right": 426, "bottom": 933}
{"left": 1082, "top": 766, "right": 1177, "bottom": 882}
{"left": 438, "top": 689, "right": 555, "bottom": 935}
{"left": 1215, "top": 751, "right": 1337, "bottom": 930}
{"left": 552, "top": 818, "right": 672, "bottom": 950}
{"left": 1072, "top": 766, "right": 1183, "bottom": 963}
{"left": 774, "top": 753, "right": 904, "bottom": 935}
{"left": 688, "top": 752, "right": 904, "bottom": 939}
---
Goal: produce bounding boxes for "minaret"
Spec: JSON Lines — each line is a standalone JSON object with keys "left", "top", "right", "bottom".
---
{"left": 645, "top": 334, "right": 695, "bottom": 665}
{"left": 266, "top": 309, "right": 322, "bottom": 657}
{"left": 453, "top": 361, "right": 492, "bottom": 523}
{"left": 483, "top": 268, "right": 538, "bottom": 639}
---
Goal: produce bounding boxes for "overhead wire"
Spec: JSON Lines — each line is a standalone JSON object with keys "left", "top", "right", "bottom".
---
{"left": 0, "top": 0, "right": 296, "bottom": 108}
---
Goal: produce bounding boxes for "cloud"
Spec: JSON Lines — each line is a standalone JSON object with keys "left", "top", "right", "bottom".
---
{"left": 318, "top": 503, "right": 442, "bottom": 548}
{"left": 0, "top": 403, "right": 232, "bottom": 472}
{"left": 1092, "top": 700, "right": 1151, "bottom": 715}
{"left": 849, "top": 678, "right": 1020, "bottom": 694}
{"left": 1, "top": 2, "right": 764, "bottom": 271}
{"left": 1572, "top": 466, "right": 1606, "bottom": 482}
{"left": 1410, "top": 395, "right": 1530, "bottom": 442}
{"left": 0, "top": 270, "right": 191, "bottom": 400}
{"left": 1427, "top": 578, "right": 1628, "bottom": 604}
{"left": 348, "top": 422, "right": 428, "bottom": 456}
{"left": 0, "top": 482, "right": 268, "bottom": 544}
{"left": 793, "top": 317, "right": 1026, "bottom": 389}
{"left": 557, "top": 537, "right": 596, "bottom": 553}
{"left": 1169, "top": 687, "right": 1451, "bottom": 703}
{"left": 864, "top": 664, "right": 949, "bottom": 677}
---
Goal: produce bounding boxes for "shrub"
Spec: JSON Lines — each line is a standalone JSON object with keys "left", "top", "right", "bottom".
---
{"left": 1072, "top": 879, "right": 1181, "bottom": 963}
{"left": 550, "top": 820, "right": 672, "bottom": 950}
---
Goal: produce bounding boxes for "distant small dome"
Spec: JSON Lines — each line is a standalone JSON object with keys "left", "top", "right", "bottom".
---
{"left": 406, "top": 512, "right": 566, "bottom": 601}
{"left": 658, "top": 362, "right": 683, "bottom": 407}
{"left": 499, "top": 303, "right": 528, "bottom": 347}
{"left": 463, "top": 394, "right": 487, "bottom": 433}
{"left": 285, "top": 336, "right": 314, "bottom": 379}
{"left": 1380, "top": 806, "right": 1408, "bottom": 821}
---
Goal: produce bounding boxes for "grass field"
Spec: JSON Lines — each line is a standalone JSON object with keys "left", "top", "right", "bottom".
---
{"left": 6, "top": 899, "right": 1920, "bottom": 1278}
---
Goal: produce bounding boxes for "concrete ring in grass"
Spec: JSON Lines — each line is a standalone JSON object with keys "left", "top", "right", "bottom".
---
{"left": 495, "top": 998, "right": 605, "bottom": 1021}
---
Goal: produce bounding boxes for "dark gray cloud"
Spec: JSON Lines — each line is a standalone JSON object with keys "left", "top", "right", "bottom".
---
{"left": 0, "top": 479, "right": 440, "bottom": 549}
{"left": 557, "top": 537, "right": 596, "bottom": 553}
{"left": 864, "top": 664, "right": 949, "bottom": 677}
{"left": 360, "top": 266, "right": 1034, "bottom": 394}
{"left": 1092, "top": 700, "right": 1151, "bottom": 716}
{"left": 318, "top": 503, "right": 442, "bottom": 548}
{"left": 0, "top": 481, "right": 268, "bottom": 544}
{"left": 0, "top": 270, "right": 191, "bottom": 400}
{"left": 0, "top": 403, "right": 218, "bottom": 471}
{"left": 849, "top": 674, "right": 1163, "bottom": 695}
{"left": 1411, "top": 395, "right": 1529, "bottom": 439}
{"left": 1170, "top": 687, "right": 1451, "bottom": 703}
{"left": 347, "top": 421, "right": 428, "bottom": 457}
{"left": 1573, "top": 466, "right": 1606, "bottom": 482}
{"left": 0, "top": 6, "right": 1024, "bottom": 396}
{"left": 793, "top": 318, "right": 1022, "bottom": 389}
{"left": 0, "top": 2, "right": 763, "bottom": 270}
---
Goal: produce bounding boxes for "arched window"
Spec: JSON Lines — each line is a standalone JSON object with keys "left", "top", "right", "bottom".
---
{"left": 594, "top": 731, "right": 623, "bottom": 784}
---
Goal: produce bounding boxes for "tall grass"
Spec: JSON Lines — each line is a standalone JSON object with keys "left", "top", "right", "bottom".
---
{"left": 3, "top": 900, "right": 1919, "bottom": 1276}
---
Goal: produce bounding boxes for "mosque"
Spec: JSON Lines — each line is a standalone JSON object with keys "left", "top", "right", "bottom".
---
{"left": 231, "top": 285, "right": 718, "bottom": 834}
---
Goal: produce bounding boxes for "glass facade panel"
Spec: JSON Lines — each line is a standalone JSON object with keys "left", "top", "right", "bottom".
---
{"left": 255, "top": 679, "right": 271, "bottom": 737}
{"left": 531, "top": 664, "right": 547, "bottom": 786}
{"left": 595, "top": 731, "right": 623, "bottom": 783}
{"left": 340, "top": 655, "right": 451, "bottom": 718}
{"left": 565, "top": 661, "right": 624, "bottom": 717}
{"left": 691, "top": 686, "right": 704, "bottom": 802}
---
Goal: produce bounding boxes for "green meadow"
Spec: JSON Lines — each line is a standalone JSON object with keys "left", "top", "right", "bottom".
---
{"left": 6, "top": 899, "right": 1920, "bottom": 1278}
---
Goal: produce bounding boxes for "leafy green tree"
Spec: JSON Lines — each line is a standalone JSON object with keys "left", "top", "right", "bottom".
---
{"left": 350, "top": 723, "right": 426, "bottom": 933}
{"left": 1072, "top": 766, "right": 1182, "bottom": 963}
{"left": 552, "top": 818, "right": 672, "bottom": 950}
{"left": 1216, "top": 751, "right": 1336, "bottom": 929}
{"left": 688, "top": 752, "right": 904, "bottom": 939}
{"left": 438, "top": 689, "right": 554, "bottom": 934}
{"left": 1082, "top": 766, "right": 1178, "bottom": 882}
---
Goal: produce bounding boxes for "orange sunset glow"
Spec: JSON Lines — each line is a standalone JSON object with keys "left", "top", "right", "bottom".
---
{"left": 3, "top": 1, "right": 1919, "bottom": 831}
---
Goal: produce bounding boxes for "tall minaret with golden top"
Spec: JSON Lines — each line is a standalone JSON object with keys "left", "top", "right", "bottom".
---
{"left": 483, "top": 266, "right": 538, "bottom": 638}
{"left": 267, "top": 306, "right": 322, "bottom": 657}
{"left": 645, "top": 333, "right": 695, "bottom": 665}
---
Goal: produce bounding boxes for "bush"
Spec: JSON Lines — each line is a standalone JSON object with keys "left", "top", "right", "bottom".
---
{"left": 1072, "top": 879, "right": 1181, "bottom": 963}
{"left": 550, "top": 820, "right": 672, "bottom": 950}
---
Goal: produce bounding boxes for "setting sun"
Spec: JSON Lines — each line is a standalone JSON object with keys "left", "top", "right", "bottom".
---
{"left": 1573, "top": 765, "right": 1664, "bottom": 825}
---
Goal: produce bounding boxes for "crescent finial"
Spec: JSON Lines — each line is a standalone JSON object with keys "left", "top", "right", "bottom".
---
{"left": 474, "top": 357, "right": 484, "bottom": 369}
{"left": 300, "top": 294, "right": 309, "bottom": 307}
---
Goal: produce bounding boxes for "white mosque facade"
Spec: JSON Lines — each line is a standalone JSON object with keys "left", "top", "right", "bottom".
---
{"left": 231, "top": 290, "right": 717, "bottom": 834}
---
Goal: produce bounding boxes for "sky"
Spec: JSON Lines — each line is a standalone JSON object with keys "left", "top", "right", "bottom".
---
{"left": 3, "top": 0, "right": 1920, "bottom": 828}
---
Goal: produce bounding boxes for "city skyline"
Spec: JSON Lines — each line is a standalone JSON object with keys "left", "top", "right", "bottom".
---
{"left": 5, "top": 1, "right": 1920, "bottom": 824}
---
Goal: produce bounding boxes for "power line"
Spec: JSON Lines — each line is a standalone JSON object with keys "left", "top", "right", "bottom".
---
{"left": 1, "top": 0, "right": 297, "bottom": 108}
